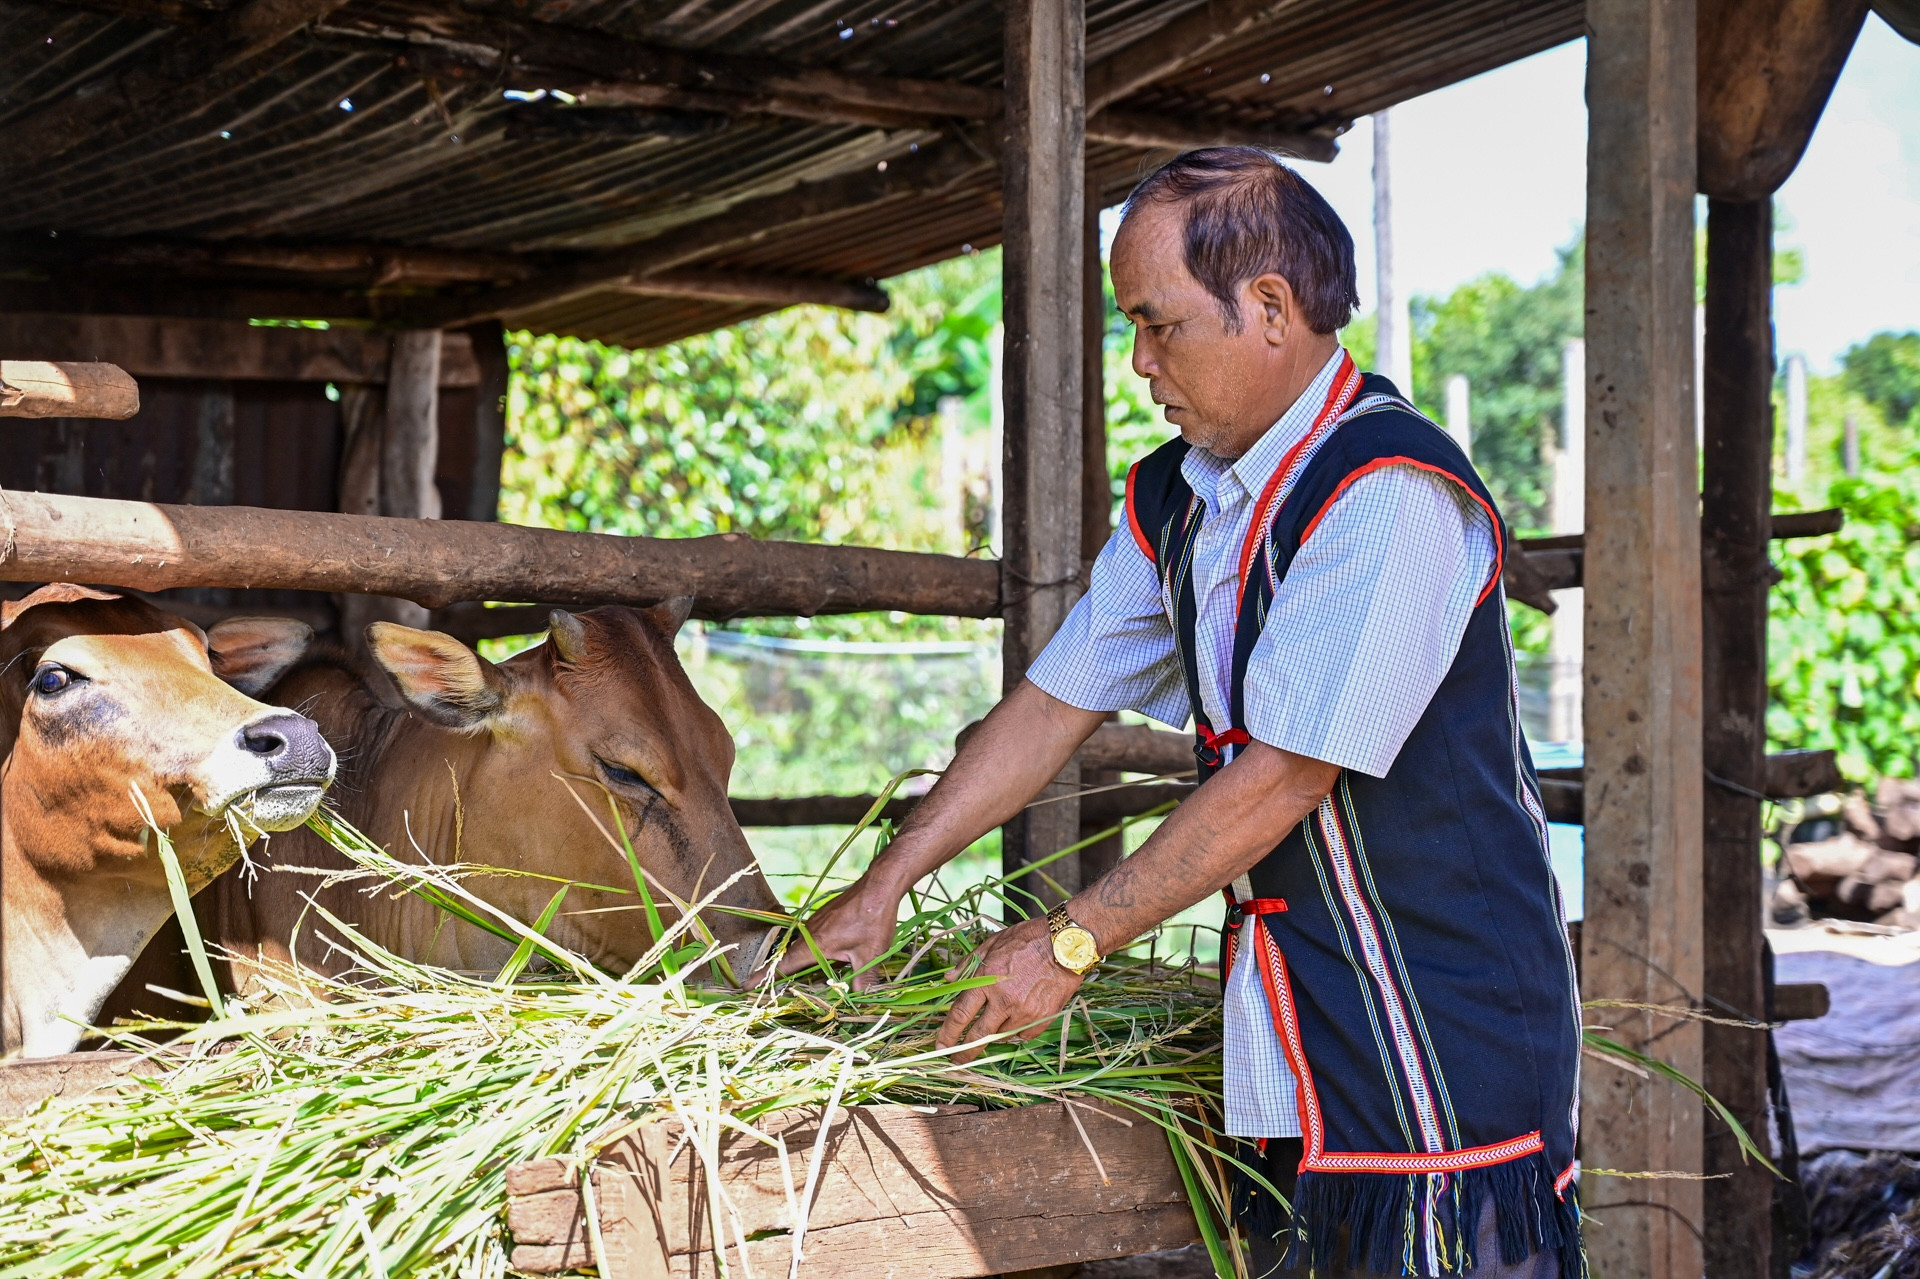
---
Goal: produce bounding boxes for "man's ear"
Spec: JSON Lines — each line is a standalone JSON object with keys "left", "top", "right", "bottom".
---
{"left": 1249, "top": 272, "right": 1298, "bottom": 345}
{"left": 367, "top": 623, "right": 509, "bottom": 730}
{"left": 207, "top": 617, "right": 316, "bottom": 696}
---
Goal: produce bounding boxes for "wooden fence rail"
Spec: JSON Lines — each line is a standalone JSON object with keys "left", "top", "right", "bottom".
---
{"left": 0, "top": 492, "right": 1002, "bottom": 618}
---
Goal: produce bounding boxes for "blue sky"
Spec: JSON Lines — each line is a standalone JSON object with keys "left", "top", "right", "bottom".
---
{"left": 1291, "top": 15, "right": 1920, "bottom": 373}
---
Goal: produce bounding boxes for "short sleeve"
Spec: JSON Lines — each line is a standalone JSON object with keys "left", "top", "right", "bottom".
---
{"left": 1026, "top": 523, "right": 1192, "bottom": 729}
{"left": 1242, "top": 464, "right": 1497, "bottom": 777}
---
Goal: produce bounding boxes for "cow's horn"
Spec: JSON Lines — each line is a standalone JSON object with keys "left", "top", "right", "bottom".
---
{"left": 547, "top": 610, "right": 589, "bottom": 664}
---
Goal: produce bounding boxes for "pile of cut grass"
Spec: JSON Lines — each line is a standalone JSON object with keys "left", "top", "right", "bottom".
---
{"left": 0, "top": 800, "right": 1237, "bottom": 1279}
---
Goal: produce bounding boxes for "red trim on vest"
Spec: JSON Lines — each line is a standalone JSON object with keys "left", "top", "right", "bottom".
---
{"left": 1238, "top": 897, "right": 1289, "bottom": 915}
{"left": 1233, "top": 352, "right": 1362, "bottom": 615}
{"left": 1296, "top": 456, "right": 1507, "bottom": 608}
{"left": 1123, "top": 460, "right": 1155, "bottom": 559}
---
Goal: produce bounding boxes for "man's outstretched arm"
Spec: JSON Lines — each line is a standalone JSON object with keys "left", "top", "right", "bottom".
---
{"left": 936, "top": 741, "right": 1339, "bottom": 1060}
{"left": 776, "top": 679, "right": 1107, "bottom": 978}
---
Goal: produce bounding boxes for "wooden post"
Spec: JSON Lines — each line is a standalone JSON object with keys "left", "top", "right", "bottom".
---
{"left": 1580, "top": 0, "right": 1704, "bottom": 1275}
{"left": 999, "top": 0, "right": 1085, "bottom": 911}
{"left": 1700, "top": 195, "right": 1776, "bottom": 1279}
{"left": 1372, "top": 110, "right": 1412, "bottom": 392}
{"left": 340, "top": 332, "right": 444, "bottom": 643}
{"left": 465, "top": 323, "right": 509, "bottom": 522}
{"left": 1078, "top": 181, "right": 1125, "bottom": 886}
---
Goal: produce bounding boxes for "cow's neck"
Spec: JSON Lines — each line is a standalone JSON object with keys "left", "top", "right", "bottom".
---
{"left": 2, "top": 834, "right": 175, "bottom": 1057}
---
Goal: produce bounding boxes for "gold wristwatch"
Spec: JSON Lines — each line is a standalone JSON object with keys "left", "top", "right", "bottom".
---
{"left": 1046, "top": 904, "right": 1102, "bottom": 976}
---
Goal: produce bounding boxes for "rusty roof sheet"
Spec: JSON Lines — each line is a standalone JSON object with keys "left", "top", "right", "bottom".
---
{"left": 0, "top": 0, "right": 1582, "bottom": 347}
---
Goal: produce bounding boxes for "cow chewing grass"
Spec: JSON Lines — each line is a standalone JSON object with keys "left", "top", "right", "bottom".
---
{"left": 0, "top": 584, "right": 335, "bottom": 1058}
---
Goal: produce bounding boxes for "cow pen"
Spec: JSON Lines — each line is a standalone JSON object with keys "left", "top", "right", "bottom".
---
{"left": 1, "top": 0, "right": 1913, "bottom": 1274}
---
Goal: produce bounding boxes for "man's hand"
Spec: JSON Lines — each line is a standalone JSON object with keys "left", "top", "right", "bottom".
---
{"left": 775, "top": 873, "right": 901, "bottom": 987}
{"left": 936, "top": 917, "right": 1083, "bottom": 1064}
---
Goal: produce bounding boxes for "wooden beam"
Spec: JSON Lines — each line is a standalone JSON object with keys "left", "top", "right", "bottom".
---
{"left": 999, "top": 0, "right": 1086, "bottom": 910}
{"left": 730, "top": 785, "right": 1191, "bottom": 829}
{"left": 0, "top": 492, "right": 1004, "bottom": 616}
{"left": 1699, "top": 195, "right": 1777, "bottom": 1279}
{"left": 0, "top": 361, "right": 139, "bottom": 419}
{"left": 1697, "top": 0, "right": 1870, "bottom": 200}
{"left": 0, "top": 279, "right": 376, "bottom": 325}
{"left": 1505, "top": 507, "right": 1843, "bottom": 602}
{"left": 2, "top": 233, "right": 532, "bottom": 288}
{"left": 1084, "top": 108, "right": 1335, "bottom": 161}
{"left": 1580, "top": 0, "right": 1705, "bottom": 1273}
{"left": 0, "top": 315, "right": 480, "bottom": 385}
{"left": 616, "top": 270, "right": 890, "bottom": 313}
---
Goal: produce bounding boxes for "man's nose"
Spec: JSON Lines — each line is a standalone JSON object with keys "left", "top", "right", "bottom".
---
{"left": 1131, "top": 334, "right": 1157, "bottom": 380}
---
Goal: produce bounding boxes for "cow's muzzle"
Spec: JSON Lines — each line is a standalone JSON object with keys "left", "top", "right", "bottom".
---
{"left": 199, "top": 711, "right": 338, "bottom": 831}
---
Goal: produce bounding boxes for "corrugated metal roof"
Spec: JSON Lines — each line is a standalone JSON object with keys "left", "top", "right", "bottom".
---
{"left": 0, "top": 0, "right": 1581, "bottom": 347}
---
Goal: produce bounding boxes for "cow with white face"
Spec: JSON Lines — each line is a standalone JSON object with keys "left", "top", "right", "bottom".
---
{"left": 1, "top": 585, "right": 335, "bottom": 1057}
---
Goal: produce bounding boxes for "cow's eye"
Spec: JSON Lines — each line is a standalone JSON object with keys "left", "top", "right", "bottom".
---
{"left": 31, "top": 665, "right": 76, "bottom": 696}
{"left": 595, "top": 755, "right": 658, "bottom": 795}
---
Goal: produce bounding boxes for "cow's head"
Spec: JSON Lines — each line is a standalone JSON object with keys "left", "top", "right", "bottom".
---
{"left": 363, "top": 603, "right": 784, "bottom": 979}
{"left": 1, "top": 585, "right": 335, "bottom": 1056}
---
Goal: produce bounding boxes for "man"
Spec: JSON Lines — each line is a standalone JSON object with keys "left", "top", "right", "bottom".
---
{"left": 780, "top": 148, "right": 1582, "bottom": 1278}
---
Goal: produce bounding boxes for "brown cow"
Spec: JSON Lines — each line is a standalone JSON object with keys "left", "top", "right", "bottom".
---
{"left": 2, "top": 585, "right": 335, "bottom": 1057}
{"left": 185, "top": 601, "right": 785, "bottom": 989}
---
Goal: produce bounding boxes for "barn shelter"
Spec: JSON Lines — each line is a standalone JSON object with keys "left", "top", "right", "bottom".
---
{"left": 4, "top": 0, "right": 1920, "bottom": 1275}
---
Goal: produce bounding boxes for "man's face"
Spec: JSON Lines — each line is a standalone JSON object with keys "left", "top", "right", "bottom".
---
{"left": 1111, "top": 202, "right": 1275, "bottom": 456}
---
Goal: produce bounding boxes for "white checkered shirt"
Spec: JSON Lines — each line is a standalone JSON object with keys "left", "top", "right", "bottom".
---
{"left": 1027, "top": 348, "right": 1497, "bottom": 1138}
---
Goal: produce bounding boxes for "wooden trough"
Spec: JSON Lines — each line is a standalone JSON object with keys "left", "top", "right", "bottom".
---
{"left": 503, "top": 1102, "right": 1200, "bottom": 1279}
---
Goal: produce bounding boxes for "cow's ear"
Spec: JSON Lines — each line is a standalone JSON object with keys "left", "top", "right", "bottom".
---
{"left": 648, "top": 596, "right": 696, "bottom": 635}
{"left": 208, "top": 617, "right": 316, "bottom": 696}
{"left": 368, "top": 623, "right": 507, "bottom": 730}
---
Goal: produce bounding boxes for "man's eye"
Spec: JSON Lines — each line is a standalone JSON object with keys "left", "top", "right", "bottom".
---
{"left": 595, "top": 756, "right": 657, "bottom": 794}
{"left": 31, "top": 665, "right": 75, "bottom": 696}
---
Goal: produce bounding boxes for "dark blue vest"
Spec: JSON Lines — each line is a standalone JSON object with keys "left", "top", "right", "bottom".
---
{"left": 1127, "top": 372, "right": 1584, "bottom": 1277}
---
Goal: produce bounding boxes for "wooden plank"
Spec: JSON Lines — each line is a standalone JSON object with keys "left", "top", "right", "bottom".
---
{"left": 1773, "top": 982, "right": 1830, "bottom": 1022}
{"left": 506, "top": 1103, "right": 1200, "bottom": 1279}
{"left": 1699, "top": 195, "right": 1778, "bottom": 1279}
{"left": 0, "top": 1050, "right": 162, "bottom": 1118}
{"left": 0, "top": 315, "right": 479, "bottom": 386}
{"left": 1580, "top": 0, "right": 1706, "bottom": 1273}
{"left": 999, "top": 0, "right": 1086, "bottom": 908}
{"left": 0, "top": 361, "right": 139, "bottom": 420}
{"left": 0, "top": 491, "right": 1004, "bottom": 616}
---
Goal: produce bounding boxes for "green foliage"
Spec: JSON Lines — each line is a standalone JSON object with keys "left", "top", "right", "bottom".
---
{"left": 1408, "top": 240, "right": 1584, "bottom": 533}
{"left": 502, "top": 313, "right": 906, "bottom": 543}
{"left": 1842, "top": 330, "right": 1920, "bottom": 429}
{"left": 1769, "top": 472, "right": 1920, "bottom": 779}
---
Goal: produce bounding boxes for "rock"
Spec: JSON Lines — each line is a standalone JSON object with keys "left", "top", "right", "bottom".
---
{"left": 1787, "top": 834, "right": 1883, "bottom": 896}
{"left": 1880, "top": 778, "right": 1920, "bottom": 845}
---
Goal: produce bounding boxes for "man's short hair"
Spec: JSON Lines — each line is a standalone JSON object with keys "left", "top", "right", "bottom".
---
{"left": 1121, "top": 147, "right": 1360, "bottom": 335}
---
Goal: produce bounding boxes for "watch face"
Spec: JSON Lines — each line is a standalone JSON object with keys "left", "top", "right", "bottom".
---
{"left": 1053, "top": 926, "right": 1100, "bottom": 973}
